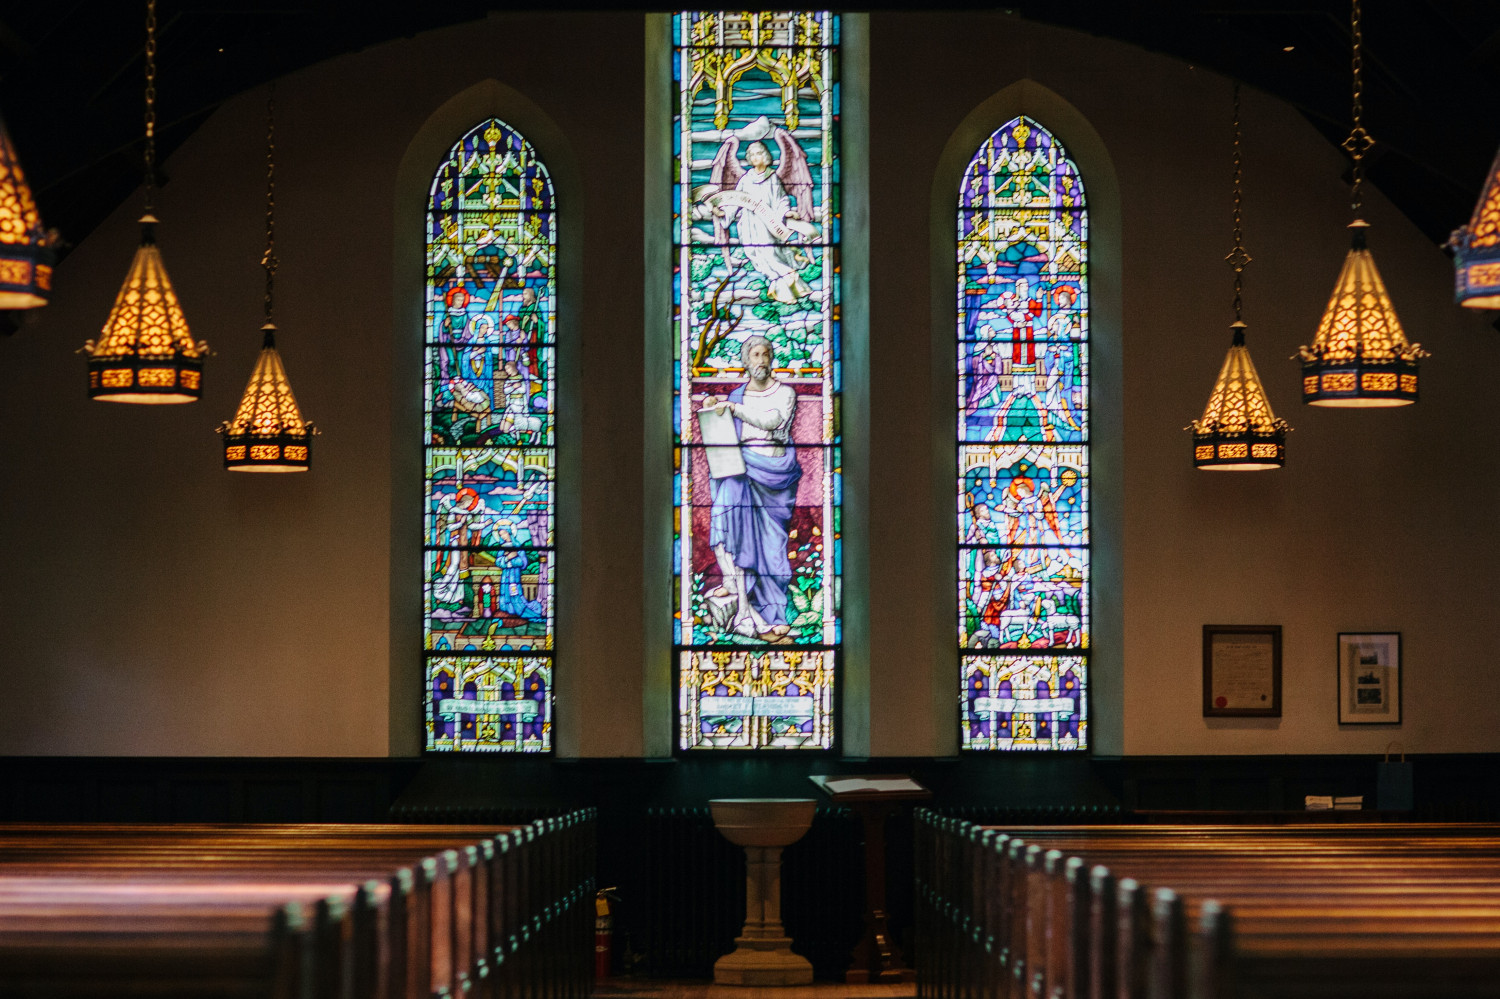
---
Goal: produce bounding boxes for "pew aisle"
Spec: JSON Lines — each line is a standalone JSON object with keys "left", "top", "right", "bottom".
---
{"left": 915, "top": 813, "right": 1500, "bottom": 999}
{"left": 0, "top": 809, "right": 595, "bottom": 998}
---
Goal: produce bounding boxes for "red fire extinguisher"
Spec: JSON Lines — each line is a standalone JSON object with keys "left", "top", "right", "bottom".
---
{"left": 595, "top": 887, "right": 618, "bottom": 979}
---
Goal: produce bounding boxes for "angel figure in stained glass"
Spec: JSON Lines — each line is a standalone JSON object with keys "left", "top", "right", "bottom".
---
{"left": 432, "top": 487, "right": 497, "bottom": 618}
{"left": 997, "top": 476, "right": 1063, "bottom": 548}
{"left": 693, "top": 115, "right": 820, "bottom": 306}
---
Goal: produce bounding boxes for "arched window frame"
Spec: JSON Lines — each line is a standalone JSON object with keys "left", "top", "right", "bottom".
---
{"left": 393, "top": 81, "right": 582, "bottom": 758}
{"left": 956, "top": 116, "right": 1090, "bottom": 751}
{"left": 422, "top": 117, "right": 558, "bottom": 753}
{"left": 644, "top": 12, "right": 870, "bottom": 756}
{"left": 930, "top": 83, "right": 1123, "bottom": 756}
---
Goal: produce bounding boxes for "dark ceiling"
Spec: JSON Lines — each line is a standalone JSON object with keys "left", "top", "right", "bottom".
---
{"left": 1, "top": 1, "right": 1498, "bottom": 258}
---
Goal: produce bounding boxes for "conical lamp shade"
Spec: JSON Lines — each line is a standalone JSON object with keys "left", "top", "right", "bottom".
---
{"left": 216, "top": 323, "right": 317, "bottom": 472}
{"left": 1451, "top": 145, "right": 1500, "bottom": 308}
{"left": 0, "top": 114, "right": 53, "bottom": 309}
{"left": 1298, "top": 220, "right": 1425, "bottom": 407}
{"left": 84, "top": 216, "right": 208, "bottom": 403}
{"left": 1191, "top": 322, "right": 1289, "bottom": 470}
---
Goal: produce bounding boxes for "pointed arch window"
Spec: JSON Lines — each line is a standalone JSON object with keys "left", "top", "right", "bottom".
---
{"left": 673, "top": 11, "right": 841, "bottom": 750}
{"left": 957, "top": 117, "right": 1089, "bottom": 751}
{"left": 424, "top": 118, "right": 556, "bottom": 752}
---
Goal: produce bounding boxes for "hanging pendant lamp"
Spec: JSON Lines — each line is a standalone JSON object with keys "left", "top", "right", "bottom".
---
{"left": 0, "top": 114, "right": 56, "bottom": 309}
{"left": 1449, "top": 145, "right": 1500, "bottom": 309}
{"left": 1194, "top": 322, "right": 1289, "bottom": 469}
{"left": 1191, "top": 83, "right": 1290, "bottom": 470}
{"left": 1297, "top": 0, "right": 1425, "bottom": 407}
{"left": 217, "top": 92, "right": 316, "bottom": 472}
{"left": 82, "top": 0, "right": 207, "bottom": 403}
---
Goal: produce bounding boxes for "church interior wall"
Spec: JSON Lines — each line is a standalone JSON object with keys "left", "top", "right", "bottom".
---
{"left": 0, "top": 11, "right": 1493, "bottom": 765}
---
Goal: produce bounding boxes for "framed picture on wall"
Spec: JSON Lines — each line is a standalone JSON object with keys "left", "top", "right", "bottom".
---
{"left": 1338, "top": 632, "right": 1401, "bottom": 725}
{"left": 1202, "top": 625, "right": 1282, "bottom": 717}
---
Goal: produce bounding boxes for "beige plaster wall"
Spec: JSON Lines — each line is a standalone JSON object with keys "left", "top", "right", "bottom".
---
{"left": 0, "top": 12, "right": 1490, "bottom": 757}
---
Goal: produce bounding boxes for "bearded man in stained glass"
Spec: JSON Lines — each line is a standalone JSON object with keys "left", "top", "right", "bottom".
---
{"left": 699, "top": 335, "right": 801, "bottom": 642}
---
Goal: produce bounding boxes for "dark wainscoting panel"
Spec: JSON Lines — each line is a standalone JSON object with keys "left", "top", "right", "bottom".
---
{"left": 0, "top": 758, "right": 420, "bottom": 823}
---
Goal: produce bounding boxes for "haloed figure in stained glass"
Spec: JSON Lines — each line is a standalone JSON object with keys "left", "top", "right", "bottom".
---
{"left": 698, "top": 335, "right": 801, "bottom": 642}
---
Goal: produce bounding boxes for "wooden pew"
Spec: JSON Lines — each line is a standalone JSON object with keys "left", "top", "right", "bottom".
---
{"left": 0, "top": 811, "right": 596, "bottom": 999}
{"left": 915, "top": 814, "right": 1500, "bottom": 999}
{"left": 0, "top": 829, "right": 493, "bottom": 998}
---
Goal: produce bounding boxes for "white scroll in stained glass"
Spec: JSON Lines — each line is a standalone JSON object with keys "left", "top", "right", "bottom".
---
{"left": 673, "top": 11, "right": 840, "bottom": 750}
{"left": 424, "top": 119, "right": 556, "bottom": 752}
{"left": 957, "top": 117, "right": 1090, "bottom": 751}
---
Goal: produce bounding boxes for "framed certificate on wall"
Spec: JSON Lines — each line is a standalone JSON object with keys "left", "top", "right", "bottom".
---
{"left": 1338, "top": 632, "right": 1401, "bottom": 725}
{"left": 1203, "top": 625, "right": 1282, "bottom": 717}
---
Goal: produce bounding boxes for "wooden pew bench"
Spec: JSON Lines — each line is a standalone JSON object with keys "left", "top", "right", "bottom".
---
{"left": 0, "top": 827, "right": 513, "bottom": 999}
{"left": 916, "top": 816, "right": 1500, "bottom": 999}
{"left": 0, "top": 813, "right": 596, "bottom": 999}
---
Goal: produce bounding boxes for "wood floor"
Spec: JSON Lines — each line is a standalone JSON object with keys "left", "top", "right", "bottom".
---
{"left": 592, "top": 980, "right": 916, "bottom": 999}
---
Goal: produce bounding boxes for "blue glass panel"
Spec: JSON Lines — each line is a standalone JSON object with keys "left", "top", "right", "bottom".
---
{"left": 958, "top": 117, "right": 1089, "bottom": 751}
{"left": 425, "top": 118, "right": 556, "bottom": 752}
{"left": 675, "top": 11, "right": 840, "bottom": 749}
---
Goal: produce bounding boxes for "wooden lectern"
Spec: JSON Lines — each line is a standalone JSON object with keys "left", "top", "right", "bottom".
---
{"left": 809, "top": 774, "right": 931, "bottom": 983}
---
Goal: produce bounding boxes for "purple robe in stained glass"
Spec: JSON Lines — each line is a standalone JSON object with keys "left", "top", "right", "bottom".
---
{"left": 709, "top": 385, "right": 802, "bottom": 629}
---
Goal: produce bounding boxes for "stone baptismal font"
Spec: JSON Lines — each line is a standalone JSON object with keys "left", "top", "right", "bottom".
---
{"left": 708, "top": 798, "right": 817, "bottom": 985}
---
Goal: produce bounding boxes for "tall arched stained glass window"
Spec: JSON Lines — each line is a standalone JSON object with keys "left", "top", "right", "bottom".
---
{"left": 674, "top": 11, "right": 840, "bottom": 750}
{"left": 958, "top": 117, "right": 1089, "bottom": 752}
{"left": 424, "top": 119, "right": 555, "bottom": 753}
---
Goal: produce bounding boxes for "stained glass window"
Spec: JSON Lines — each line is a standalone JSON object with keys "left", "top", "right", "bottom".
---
{"left": 673, "top": 11, "right": 840, "bottom": 750}
{"left": 958, "top": 117, "right": 1089, "bottom": 751}
{"left": 424, "top": 119, "right": 555, "bottom": 752}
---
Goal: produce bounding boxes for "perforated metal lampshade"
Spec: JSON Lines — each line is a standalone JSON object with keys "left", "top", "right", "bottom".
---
{"left": 1298, "top": 220, "right": 1425, "bottom": 407}
{"left": 1191, "top": 321, "right": 1289, "bottom": 470}
{"left": 1451, "top": 146, "right": 1500, "bottom": 309}
{"left": 84, "top": 216, "right": 208, "bottom": 403}
{"left": 0, "top": 115, "right": 53, "bottom": 309}
{"left": 216, "top": 322, "right": 316, "bottom": 472}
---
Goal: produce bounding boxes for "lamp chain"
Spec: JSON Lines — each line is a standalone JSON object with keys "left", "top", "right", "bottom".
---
{"left": 143, "top": 0, "right": 157, "bottom": 210}
{"left": 262, "top": 90, "right": 277, "bottom": 322}
{"left": 1225, "top": 81, "right": 1250, "bottom": 324}
{"left": 1341, "top": 0, "right": 1373, "bottom": 213}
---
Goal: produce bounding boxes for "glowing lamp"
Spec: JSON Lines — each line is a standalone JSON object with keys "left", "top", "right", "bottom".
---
{"left": 1190, "top": 83, "right": 1289, "bottom": 470}
{"left": 1298, "top": 220, "right": 1425, "bottom": 407}
{"left": 1192, "top": 322, "right": 1289, "bottom": 470}
{"left": 85, "top": 2, "right": 207, "bottom": 402}
{"left": 83, "top": 215, "right": 207, "bottom": 403}
{"left": 0, "top": 115, "right": 54, "bottom": 309}
{"left": 217, "top": 323, "right": 317, "bottom": 472}
{"left": 1451, "top": 146, "right": 1500, "bottom": 309}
